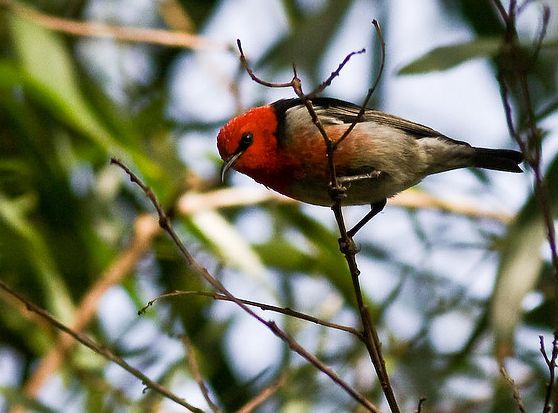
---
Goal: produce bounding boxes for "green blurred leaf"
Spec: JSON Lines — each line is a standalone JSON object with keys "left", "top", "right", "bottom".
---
{"left": 7, "top": 12, "right": 162, "bottom": 180}
{"left": 8, "top": 13, "right": 119, "bottom": 150}
{"left": 0, "top": 387, "right": 58, "bottom": 413}
{"left": 398, "top": 38, "right": 502, "bottom": 75}
{"left": 491, "top": 158, "right": 558, "bottom": 359}
{"left": 399, "top": 36, "right": 558, "bottom": 75}
{"left": 259, "top": 0, "right": 353, "bottom": 79}
{"left": 0, "top": 194, "right": 75, "bottom": 322}
{"left": 188, "top": 209, "right": 269, "bottom": 286}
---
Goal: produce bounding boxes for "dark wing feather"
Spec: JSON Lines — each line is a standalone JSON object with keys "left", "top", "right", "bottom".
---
{"left": 310, "top": 97, "right": 442, "bottom": 138}
{"left": 271, "top": 97, "right": 467, "bottom": 145}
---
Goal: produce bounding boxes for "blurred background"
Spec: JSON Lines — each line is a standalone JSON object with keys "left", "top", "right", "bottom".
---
{"left": 1, "top": 0, "right": 557, "bottom": 411}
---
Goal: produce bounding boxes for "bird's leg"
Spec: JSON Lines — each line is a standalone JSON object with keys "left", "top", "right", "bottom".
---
{"left": 337, "top": 170, "right": 382, "bottom": 185}
{"left": 347, "top": 199, "right": 387, "bottom": 238}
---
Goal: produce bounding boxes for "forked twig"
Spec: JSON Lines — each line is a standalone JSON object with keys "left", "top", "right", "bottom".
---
{"left": 110, "top": 158, "right": 379, "bottom": 413}
{"left": 492, "top": 0, "right": 558, "bottom": 293}
{"left": 237, "top": 20, "right": 399, "bottom": 413}
{"left": 139, "top": 290, "right": 363, "bottom": 338}
{"left": 539, "top": 334, "right": 558, "bottom": 413}
{"left": 0, "top": 279, "right": 204, "bottom": 413}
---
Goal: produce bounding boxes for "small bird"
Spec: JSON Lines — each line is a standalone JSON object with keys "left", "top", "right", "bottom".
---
{"left": 218, "top": 97, "right": 523, "bottom": 226}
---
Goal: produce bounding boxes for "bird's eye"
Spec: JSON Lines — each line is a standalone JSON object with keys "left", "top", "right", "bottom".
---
{"left": 240, "top": 132, "right": 253, "bottom": 148}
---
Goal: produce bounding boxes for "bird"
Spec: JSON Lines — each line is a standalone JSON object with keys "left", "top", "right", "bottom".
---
{"left": 217, "top": 97, "right": 523, "bottom": 232}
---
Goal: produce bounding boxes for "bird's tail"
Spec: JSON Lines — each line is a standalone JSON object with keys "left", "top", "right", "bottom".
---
{"left": 472, "top": 147, "right": 523, "bottom": 173}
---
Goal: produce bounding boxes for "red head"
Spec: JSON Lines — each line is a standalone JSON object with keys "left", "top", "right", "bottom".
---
{"left": 217, "top": 105, "right": 281, "bottom": 183}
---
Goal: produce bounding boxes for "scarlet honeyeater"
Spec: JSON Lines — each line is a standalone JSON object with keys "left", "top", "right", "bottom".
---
{"left": 218, "top": 97, "right": 523, "bottom": 209}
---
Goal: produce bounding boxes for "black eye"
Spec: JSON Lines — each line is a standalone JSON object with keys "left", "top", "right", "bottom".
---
{"left": 240, "top": 132, "right": 253, "bottom": 149}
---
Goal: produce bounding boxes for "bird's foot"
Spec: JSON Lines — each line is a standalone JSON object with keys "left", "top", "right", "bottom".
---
{"left": 338, "top": 170, "right": 382, "bottom": 185}
{"left": 338, "top": 236, "right": 360, "bottom": 256}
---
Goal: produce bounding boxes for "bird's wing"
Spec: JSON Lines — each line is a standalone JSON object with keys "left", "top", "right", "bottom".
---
{"left": 310, "top": 97, "right": 442, "bottom": 138}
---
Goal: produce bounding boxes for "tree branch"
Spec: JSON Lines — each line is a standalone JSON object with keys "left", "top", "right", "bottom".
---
{"left": 0, "top": 279, "right": 203, "bottom": 413}
{"left": 110, "top": 158, "right": 380, "bottom": 413}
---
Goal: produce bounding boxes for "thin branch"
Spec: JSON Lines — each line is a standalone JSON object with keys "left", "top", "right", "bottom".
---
{"left": 334, "top": 20, "right": 386, "bottom": 149}
{"left": 539, "top": 333, "right": 558, "bottom": 413}
{"left": 19, "top": 214, "right": 160, "bottom": 399}
{"left": 0, "top": 279, "right": 203, "bottom": 413}
{"left": 531, "top": 5, "right": 550, "bottom": 63}
{"left": 110, "top": 158, "right": 380, "bottom": 413}
{"left": 308, "top": 48, "right": 366, "bottom": 98}
{"left": 235, "top": 375, "right": 286, "bottom": 413}
{"left": 236, "top": 39, "right": 295, "bottom": 88}
{"left": 492, "top": 0, "right": 558, "bottom": 290}
{"left": 139, "top": 290, "right": 363, "bottom": 339}
{"left": 500, "top": 367, "right": 527, "bottom": 413}
{"left": 414, "top": 398, "right": 427, "bottom": 413}
{"left": 321, "top": 20, "right": 399, "bottom": 413}
{"left": 181, "top": 335, "right": 222, "bottom": 413}
{"left": 6, "top": 0, "right": 229, "bottom": 51}
{"left": 236, "top": 21, "right": 399, "bottom": 413}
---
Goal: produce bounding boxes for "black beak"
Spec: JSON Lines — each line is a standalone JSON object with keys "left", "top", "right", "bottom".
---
{"left": 220, "top": 150, "right": 245, "bottom": 182}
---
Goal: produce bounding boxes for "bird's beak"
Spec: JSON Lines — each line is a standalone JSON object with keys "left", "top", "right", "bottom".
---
{"left": 220, "top": 150, "right": 245, "bottom": 182}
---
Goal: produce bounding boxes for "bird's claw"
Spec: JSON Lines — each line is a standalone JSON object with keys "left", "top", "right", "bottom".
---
{"left": 338, "top": 236, "right": 360, "bottom": 255}
{"left": 338, "top": 170, "right": 382, "bottom": 185}
{"left": 328, "top": 185, "right": 348, "bottom": 203}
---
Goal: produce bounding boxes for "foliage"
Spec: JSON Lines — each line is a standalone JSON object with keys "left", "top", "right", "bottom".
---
{"left": 0, "top": 0, "right": 557, "bottom": 412}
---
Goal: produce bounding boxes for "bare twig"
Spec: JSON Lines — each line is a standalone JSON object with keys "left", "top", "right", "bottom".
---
{"left": 110, "top": 158, "right": 380, "bottom": 413}
{"left": 237, "top": 39, "right": 296, "bottom": 89}
{"left": 322, "top": 20, "right": 399, "bottom": 413}
{"left": 181, "top": 335, "right": 222, "bottom": 413}
{"left": 500, "top": 366, "right": 527, "bottom": 413}
{"left": 308, "top": 48, "right": 366, "bottom": 97}
{"left": 539, "top": 333, "right": 558, "bottom": 413}
{"left": 492, "top": 0, "right": 558, "bottom": 294}
{"left": 237, "top": 20, "right": 399, "bottom": 413}
{"left": 235, "top": 375, "right": 286, "bottom": 413}
{"left": 139, "top": 290, "right": 363, "bottom": 338}
{"left": 0, "top": 279, "right": 203, "bottom": 413}
{"left": 415, "top": 397, "right": 427, "bottom": 413}
{"left": 334, "top": 20, "right": 386, "bottom": 149}
{"left": 18, "top": 214, "right": 159, "bottom": 400}
{"left": 6, "top": 0, "right": 229, "bottom": 51}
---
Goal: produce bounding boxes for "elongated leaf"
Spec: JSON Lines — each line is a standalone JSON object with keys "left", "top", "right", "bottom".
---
{"left": 0, "top": 194, "right": 75, "bottom": 322}
{"left": 491, "top": 158, "right": 558, "bottom": 359}
{"left": 189, "top": 209, "right": 269, "bottom": 286}
{"left": 398, "top": 38, "right": 502, "bottom": 75}
{"left": 8, "top": 13, "right": 119, "bottom": 150}
{"left": 7, "top": 12, "right": 162, "bottom": 179}
{"left": 399, "top": 36, "right": 558, "bottom": 75}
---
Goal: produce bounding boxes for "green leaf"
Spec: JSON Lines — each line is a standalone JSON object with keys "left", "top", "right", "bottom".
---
{"left": 398, "top": 37, "right": 502, "bottom": 75}
{"left": 0, "top": 194, "right": 75, "bottom": 322}
{"left": 491, "top": 157, "right": 558, "bottom": 359}
{"left": 8, "top": 13, "right": 119, "bottom": 151}
{"left": 399, "top": 36, "right": 558, "bottom": 75}
{"left": 7, "top": 12, "right": 162, "bottom": 179}
{"left": 259, "top": 0, "right": 353, "bottom": 79}
{"left": 188, "top": 209, "right": 270, "bottom": 288}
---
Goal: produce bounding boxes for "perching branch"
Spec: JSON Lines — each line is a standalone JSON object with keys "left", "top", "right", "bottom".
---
{"left": 237, "top": 20, "right": 400, "bottom": 413}
{"left": 110, "top": 158, "right": 380, "bottom": 413}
